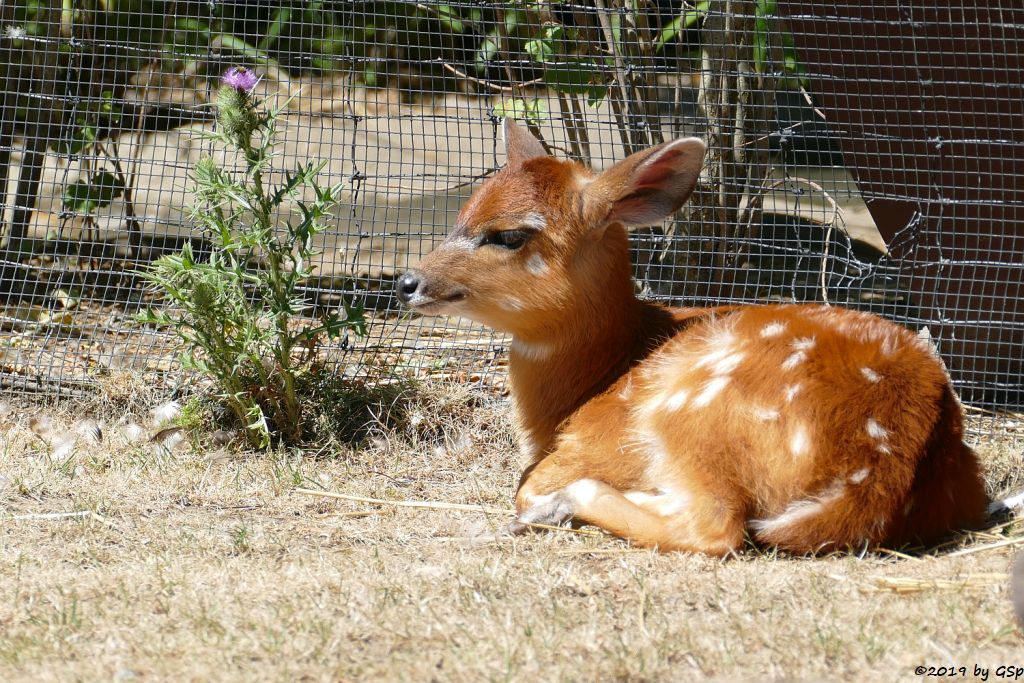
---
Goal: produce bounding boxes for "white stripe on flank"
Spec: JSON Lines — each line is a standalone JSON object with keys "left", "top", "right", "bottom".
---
{"left": 691, "top": 376, "right": 731, "bottom": 408}
{"left": 750, "top": 481, "right": 846, "bottom": 538}
{"left": 662, "top": 389, "right": 690, "bottom": 412}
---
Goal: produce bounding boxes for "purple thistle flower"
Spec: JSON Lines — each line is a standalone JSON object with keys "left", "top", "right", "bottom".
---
{"left": 221, "top": 66, "right": 259, "bottom": 92}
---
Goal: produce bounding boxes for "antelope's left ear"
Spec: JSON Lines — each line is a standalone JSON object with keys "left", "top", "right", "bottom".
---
{"left": 503, "top": 119, "right": 548, "bottom": 167}
{"left": 587, "top": 137, "right": 706, "bottom": 229}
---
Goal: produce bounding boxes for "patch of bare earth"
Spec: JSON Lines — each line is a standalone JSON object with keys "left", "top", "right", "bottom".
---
{"left": 0, "top": 384, "right": 1022, "bottom": 682}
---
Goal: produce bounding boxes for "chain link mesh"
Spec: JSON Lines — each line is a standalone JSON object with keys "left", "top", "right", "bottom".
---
{"left": 0, "top": 1, "right": 1020, "bottom": 432}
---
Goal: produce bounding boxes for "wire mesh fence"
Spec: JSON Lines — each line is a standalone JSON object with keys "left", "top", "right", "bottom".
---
{"left": 0, "top": 2, "right": 1021, "bottom": 432}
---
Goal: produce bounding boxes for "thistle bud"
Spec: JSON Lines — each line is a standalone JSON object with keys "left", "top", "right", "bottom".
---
{"left": 216, "top": 67, "right": 260, "bottom": 150}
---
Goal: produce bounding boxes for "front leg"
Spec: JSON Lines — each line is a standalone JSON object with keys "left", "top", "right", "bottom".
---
{"left": 511, "top": 452, "right": 744, "bottom": 556}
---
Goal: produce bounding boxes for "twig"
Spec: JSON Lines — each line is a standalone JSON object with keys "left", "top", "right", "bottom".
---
{"left": 870, "top": 573, "right": 1008, "bottom": 594}
{"left": 741, "top": 174, "right": 846, "bottom": 304}
{"left": 874, "top": 547, "right": 925, "bottom": 562}
{"left": 556, "top": 546, "right": 649, "bottom": 555}
{"left": 524, "top": 522, "right": 604, "bottom": 537}
{"left": 295, "top": 487, "right": 512, "bottom": 515}
{"left": 944, "top": 535, "right": 1024, "bottom": 558}
{"left": 326, "top": 510, "right": 378, "bottom": 519}
{"left": 437, "top": 61, "right": 543, "bottom": 94}
{"left": 296, "top": 488, "right": 607, "bottom": 536}
{"left": 11, "top": 510, "right": 89, "bottom": 521}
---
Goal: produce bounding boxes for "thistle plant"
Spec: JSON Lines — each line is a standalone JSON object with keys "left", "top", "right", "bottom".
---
{"left": 140, "top": 67, "right": 365, "bottom": 447}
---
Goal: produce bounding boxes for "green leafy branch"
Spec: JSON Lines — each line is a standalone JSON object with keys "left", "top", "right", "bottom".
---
{"left": 139, "top": 70, "right": 365, "bottom": 448}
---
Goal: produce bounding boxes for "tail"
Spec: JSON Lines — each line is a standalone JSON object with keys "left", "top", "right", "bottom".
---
{"left": 887, "top": 385, "right": 988, "bottom": 547}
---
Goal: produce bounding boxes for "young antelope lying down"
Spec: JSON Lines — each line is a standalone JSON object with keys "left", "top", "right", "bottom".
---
{"left": 397, "top": 120, "right": 990, "bottom": 554}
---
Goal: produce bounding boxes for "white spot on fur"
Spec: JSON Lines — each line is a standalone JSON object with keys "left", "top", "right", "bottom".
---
{"left": 789, "top": 425, "right": 810, "bottom": 458}
{"left": 791, "top": 337, "right": 817, "bottom": 351}
{"left": 875, "top": 443, "right": 893, "bottom": 455}
{"left": 779, "top": 338, "right": 815, "bottom": 371}
{"left": 624, "top": 488, "right": 690, "bottom": 516}
{"left": 849, "top": 467, "right": 870, "bottom": 484}
{"left": 750, "top": 481, "right": 846, "bottom": 538}
{"left": 710, "top": 352, "right": 745, "bottom": 376}
{"left": 781, "top": 350, "right": 808, "bottom": 370}
{"left": 760, "top": 321, "right": 787, "bottom": 338}
{"left": 752, "top": 406, "right": 780, "bottom": 422}
{"left": 865, "top": 418, "right": 889, "bottom": 440}
{"left": 860, "top": 367, "right": 881, "bottom": 383}
{"left": 692, "top": 376, "right": 731, "bottom": 409}
{"left": 510, "top": 338, "right": 552, "bottom": 362}
{"left": 565, "top": 479, "right": 601, "bottom": 506}
{"left": 784, "top": 384, "right": 802, "bottom": 403}
{"left": 663, "top": 389, "right": 690, "bottom": 412}
{"left": 694, "top": 345, "right": 735, "bottom": 371}
{"left": 526, "top": 253, "right": 549, "bottom": 276}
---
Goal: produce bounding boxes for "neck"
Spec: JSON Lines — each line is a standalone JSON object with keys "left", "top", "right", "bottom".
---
{"left": 506, "top": 225, "right": 691, "bottom": 460}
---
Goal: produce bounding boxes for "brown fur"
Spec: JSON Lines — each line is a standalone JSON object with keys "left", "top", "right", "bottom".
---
{"left": 398, "top": 121, "right": 988, "bottom": 555}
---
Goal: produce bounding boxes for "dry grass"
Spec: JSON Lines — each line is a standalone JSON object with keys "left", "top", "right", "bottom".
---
{"left": 1, "top": 379, "right": 1023, "bottom": 682}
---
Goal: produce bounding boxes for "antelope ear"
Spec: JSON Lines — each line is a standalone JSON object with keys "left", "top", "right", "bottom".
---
{"left": 503, "top": 119, "right": 548, "bottom": 167}
{"left": 590, "top": 137, "right": 706, "bottom": 227}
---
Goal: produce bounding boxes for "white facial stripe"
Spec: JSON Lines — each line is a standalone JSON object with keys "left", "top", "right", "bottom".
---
{"left": 522, "top": 212, "right": 547, "bottom": 231}
{"left": 498, "top": 297, "right": 527, "bottom": 312}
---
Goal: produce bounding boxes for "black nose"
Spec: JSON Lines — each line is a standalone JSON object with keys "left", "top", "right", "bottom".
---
{"left": 396, "top": 271, "right": 421, "bottom": 304}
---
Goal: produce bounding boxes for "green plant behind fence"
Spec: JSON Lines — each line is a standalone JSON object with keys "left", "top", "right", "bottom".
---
{"left": 139, "top": 68, "right": 365, "bottom": 448}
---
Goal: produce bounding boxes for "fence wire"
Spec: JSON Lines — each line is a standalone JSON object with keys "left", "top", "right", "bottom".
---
{"left": 0, "top": 1, "right": 1021, "bottom": 433}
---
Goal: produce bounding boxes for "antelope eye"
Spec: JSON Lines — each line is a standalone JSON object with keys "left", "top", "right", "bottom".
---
{"left": 483, "top": 229, "right": 530, "bottom": 250}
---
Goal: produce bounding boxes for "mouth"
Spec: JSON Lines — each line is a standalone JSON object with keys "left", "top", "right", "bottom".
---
{"left": 407, "top": 290, "right": 466, "bottom": 314}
